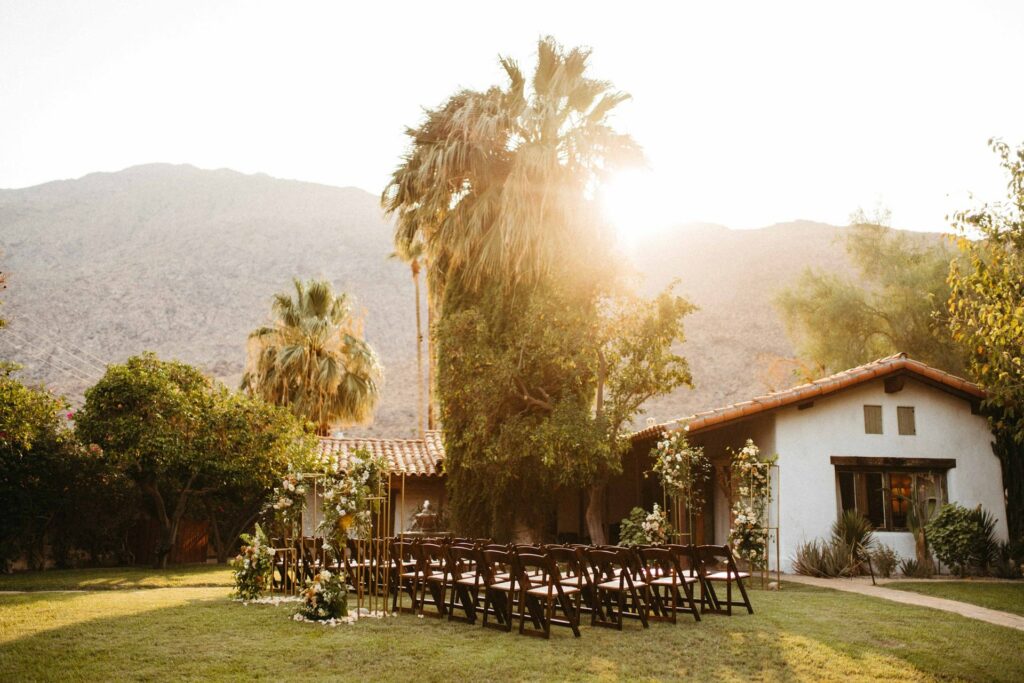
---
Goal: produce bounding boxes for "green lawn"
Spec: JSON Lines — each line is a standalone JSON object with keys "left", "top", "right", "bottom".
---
{"left": 1, "top": 572, "right": 1023, "bottom": 682}
{"left": 887, "top": 581, "right": 1024, "bottom": 617}
{"left": 0, "top": 564, "right": 232, "bottom": 592}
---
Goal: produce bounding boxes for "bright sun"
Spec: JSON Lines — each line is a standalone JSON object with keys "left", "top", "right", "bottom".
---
{"left": 599, "top": 170, "right": 673, "bottom": 248}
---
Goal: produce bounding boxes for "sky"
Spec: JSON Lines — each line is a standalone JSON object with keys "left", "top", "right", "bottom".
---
{"left": 1, "top": 0, "right": 1022, "bottom": 236}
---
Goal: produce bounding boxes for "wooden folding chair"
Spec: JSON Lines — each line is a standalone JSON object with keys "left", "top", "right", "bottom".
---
{"left": 547, "top": 545, "right": 595, "bottom": 615}
{"left": 639, "top": 547, "right": 701, "bottom": 623}
{"left": 697, "top": 544, "right": 754, "bottom": 615}
{"left": 389, "top": 539, "right": 419, "bottom": 614}
{"left": 479, "top": 548, "right": 517, "bottom": 632}
{"left": 585, "top": 547, "right": 649, "bottom": 630}
{"left": 516, "top": 551, "right": 582, "bottom": 639}
{"left": 445, "top": 544, "right": 481, "bottom": 623}
{"left": 417, "top": 542, "right": 449, "bottom": 618}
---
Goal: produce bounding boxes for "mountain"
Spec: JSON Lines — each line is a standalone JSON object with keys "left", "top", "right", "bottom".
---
{"left": 0, "top": 164, "right": 945, "bottom": 436}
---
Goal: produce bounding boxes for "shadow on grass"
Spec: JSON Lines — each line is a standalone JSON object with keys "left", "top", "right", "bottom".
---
{"left": 0, "top": 586, "right": 1022, "bottom": 681}
{"left": 0, "top": 565, "right": 233, "bottom": 592}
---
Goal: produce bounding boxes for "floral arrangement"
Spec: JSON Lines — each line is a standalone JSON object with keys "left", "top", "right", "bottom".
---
{"left": 318, "top": 447, "right": 388, "bottom": 559}
{"left": 651, "top": 430, "right": 712, "bottom": 512}
{"left": 295, "top": 568, "right": 347, "bottom": 620}
{"left": 727, "top": 439, "right": 775, "bottom": 570}
{"left": 231, "top": 523, "right": 275, "bottom": 600}
{"left": 618, "top": 504, "right": 674, "bottom": 546}
{"left": 642, "top": 503, "right": 671, "bottom": 545}
{"left": 266, "top": 472, "right": 307, "bottom": 533}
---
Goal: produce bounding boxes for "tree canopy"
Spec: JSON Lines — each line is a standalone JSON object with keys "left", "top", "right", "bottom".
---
{"left": 243, "top": 278, "right": 383, "bottom": 435}
{"left": 775, "top": 215, "right": 965, "bottom": 377}
{"left": 948, "top": 139, "right": 1024, "bottom": 538}
{"left": 78, "top": 353, "right": 312, "bottom": 567}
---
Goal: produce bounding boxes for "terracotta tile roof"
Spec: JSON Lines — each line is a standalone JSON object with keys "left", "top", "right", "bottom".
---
{"left": 631, "top": 353, "right": 985, "bottom": 442}
{"left": 316, "top": 430, "right": 445, "bottom": 477}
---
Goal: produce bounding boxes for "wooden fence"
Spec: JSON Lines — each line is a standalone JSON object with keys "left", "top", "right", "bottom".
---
{"left": 128, "top": 519, "right": 209, "bottom": 565}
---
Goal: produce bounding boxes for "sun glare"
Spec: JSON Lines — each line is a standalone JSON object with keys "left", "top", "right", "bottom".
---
{"left": 599, "top": 170, "right": 673, "bottom": 248}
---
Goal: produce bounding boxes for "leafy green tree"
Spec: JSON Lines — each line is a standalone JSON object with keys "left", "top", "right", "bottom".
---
{"left": 201, "top": 389, "right": 314, "bottom": 563}
{"left": 776, "top": 216, "right": 965, "bottom": 376}
{"left": 243, "top": 278, "right": 383, "bottom": 436}
{"left": 384, "top": 38, "right": 645, "bottom": 538}
{"left": 0, "top": 367, "right": 76, "bottom": 569}
{"left": 76, "top": 354, "right": 219, "bottom": 568}
{"left": 436, "top": 282, "right": 611, "bottom": 537}
{"left": 948, "top": 139, "right": 1024, "bottom": 538}
{"left": 586, "top": 288, "right": 695, "bottom": 543}
{"left": 78, "top": 354, "right": 311, "bottom": 569}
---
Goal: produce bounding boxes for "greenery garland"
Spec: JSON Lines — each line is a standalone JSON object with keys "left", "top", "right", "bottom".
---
{"left": 651, "top": 430, "right": 711, "bottom": 540}
{"left": 317, "top": 447, "right": 389, "bottom": 561}
{"left": 727, "top": 439, "right": 775, "bottom": 570}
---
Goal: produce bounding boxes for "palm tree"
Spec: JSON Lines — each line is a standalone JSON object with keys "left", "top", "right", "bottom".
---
{"left": 243, "top": 278, "right": 382, "bottom": 436}
{"left": 391, "top": 240, "right": 427, "bottom": 436}
{"left": 382, "top": 36, "right": 641, "bottom": 296}
{"left": 382, "top": 37, "right": 641, "bottom": 538}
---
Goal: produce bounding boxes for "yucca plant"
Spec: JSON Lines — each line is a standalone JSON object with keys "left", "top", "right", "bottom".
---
{"left": 792, "top": 539, "right": 859, "bottom": 577}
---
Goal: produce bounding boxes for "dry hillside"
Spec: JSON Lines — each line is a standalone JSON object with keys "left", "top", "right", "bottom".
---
{"left": 0, "top": 164, "right": 947, "bottom": 435}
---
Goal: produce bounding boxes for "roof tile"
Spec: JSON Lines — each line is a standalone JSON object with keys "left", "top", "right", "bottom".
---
{"left": 316, "top": 430, "right": 445, "bottom": 477}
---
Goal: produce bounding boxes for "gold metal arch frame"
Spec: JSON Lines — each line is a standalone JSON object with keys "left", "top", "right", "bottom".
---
{"left": 270, "top": 470, "right": 392, "bottom": 620}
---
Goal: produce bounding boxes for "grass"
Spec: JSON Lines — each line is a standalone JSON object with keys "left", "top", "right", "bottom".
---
{"left": 1, "top": 571, "right": 1023, "bottom": 681}
{"left": 887, "top": 581, "right": 1024, "bottom": 617}
{"left": 0, "top": 564, "right": 232, "bottom": 592}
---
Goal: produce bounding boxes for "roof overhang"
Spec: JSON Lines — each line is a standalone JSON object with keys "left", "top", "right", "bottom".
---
{"left": 631, "top": 354, "right": 986, "bottom": 444}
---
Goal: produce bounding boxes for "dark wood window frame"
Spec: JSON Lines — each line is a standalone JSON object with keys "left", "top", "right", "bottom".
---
{"left": 832, "top": 457, "right": 953, "bottom": 531}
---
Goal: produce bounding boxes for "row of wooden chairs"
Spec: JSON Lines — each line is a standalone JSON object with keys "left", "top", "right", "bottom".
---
{"left": 388, "top": 538, "right": 753, "bottom": 639}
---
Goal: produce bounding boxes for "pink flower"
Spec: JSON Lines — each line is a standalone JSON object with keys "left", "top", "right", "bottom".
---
{"left": 66, "top": 412, "right": 75, "bottom": 420}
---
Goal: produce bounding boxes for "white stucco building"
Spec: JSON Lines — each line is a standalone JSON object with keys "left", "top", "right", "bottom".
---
{"left": 627, "top": 354, "right": 1009, "bottom": 572}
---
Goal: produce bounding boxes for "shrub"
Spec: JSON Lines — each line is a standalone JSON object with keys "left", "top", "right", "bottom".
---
{"left": 926, "top": 503, "right": 999, "bottom": 576}
{"left": 871, "top": 545, "right": 899, "bottom": 578}
{"left": 792, "top": 539, "right": 858, "bottom": 577}
{"left": 991, "top": 541, "right": 1023, "bottom": 579}
{"left": 900, "top": 557, "right": 934, "bottom": 578}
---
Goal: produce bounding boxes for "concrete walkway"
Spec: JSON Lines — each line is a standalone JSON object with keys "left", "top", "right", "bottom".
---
{"left": 785, "top": 574, "right": 1024, "bottom": 632}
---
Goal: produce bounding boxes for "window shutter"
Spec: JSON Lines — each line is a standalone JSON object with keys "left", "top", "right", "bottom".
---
{"left": 863, "top": 405, "right": 883, "bottom": 434}
{"left": 897, "top": 406, "right": 916, "bottom": 435}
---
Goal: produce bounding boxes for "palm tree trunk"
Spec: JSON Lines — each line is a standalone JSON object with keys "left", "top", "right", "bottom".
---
{"left": 413, "top": 262, "right": 424, "bottom": 438}
{"left": 425, "top": 265, "right": 436, "bottom": 431}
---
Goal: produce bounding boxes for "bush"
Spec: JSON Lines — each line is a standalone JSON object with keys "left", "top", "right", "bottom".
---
{"left": 991, "top": 541, "right": 1023, "bottom": 579}
{"left": 871, "top": 545, "right": 899, "bottom": 578}
{"left": 900, "top": 557, "right": 934, "bottom": 578}
{"left": 792, "top": 539, "right": 859, "bottom": 577}
{"left": 925, "top": 504, "right": 999, "bottom": 576}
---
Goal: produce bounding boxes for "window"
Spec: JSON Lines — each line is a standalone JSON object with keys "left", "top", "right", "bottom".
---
{"left": 897, "top": 406, "right": 916, "bottom": 435}
{"left": 836, "top": 468, "right": 947, "bottom": 531}
{"left": 864, "top": 405, "right": 883, "bottom": 434}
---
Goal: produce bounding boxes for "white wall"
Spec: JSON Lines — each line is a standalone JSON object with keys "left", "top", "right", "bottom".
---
{"left": 774, "top": 377, "right": 1007, "bottom": 571}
